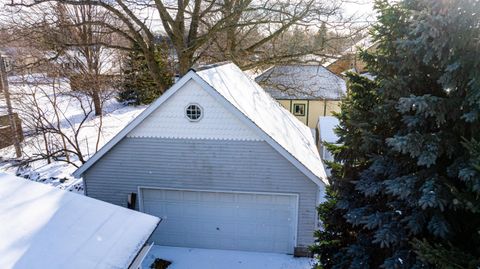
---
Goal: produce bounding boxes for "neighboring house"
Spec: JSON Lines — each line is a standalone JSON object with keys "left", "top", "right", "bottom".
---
{"left": 0, "top": 47, "right": 48, "bottom": 75}
{"left": 0, "top": 172, "right": 159, "bottom": 269}
{"left": 52, "top": 48, "right": 123, "bottom": 76}
{"left": 73, "top": 62, "right": 328, "bottom": 255}
{"left": 317, "top": 116, "right": 340, "bottom": 174}
{"left": 255, "top": 65, "right": 346, "bottom": 129}
{"left": 48, "top": 49, "right": 123, "bottom": 91}
{"left": 325, "top": 37, "right": 376, "bottom": 76}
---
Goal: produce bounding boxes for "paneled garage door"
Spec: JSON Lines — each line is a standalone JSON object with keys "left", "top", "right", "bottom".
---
{"left": 140, "top": 188, "right": 298, "bottom": 253}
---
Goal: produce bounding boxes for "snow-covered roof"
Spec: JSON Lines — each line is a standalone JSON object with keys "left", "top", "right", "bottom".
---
{"left": 342, "top": 36, "right": 374, "bottom": 55}
{"left": 322, "top": 36, "right": 375, "bottom": 70}
{"left": 73, "top": 62, "right": 327, "bottom": 186}
{"left": 360, "top": 72, "right": 376, "bottom": 81}
{"left": 196, "top": 63, "right": 327, "bottom": 185}
{"left": 317, "top": 116, "right": 340, "bottom": 144}
{"left": 0, "top": 173, "right": 159, "bottom": 269}
{"left": 255, "top": 65, "right": 346, "bottom": 100}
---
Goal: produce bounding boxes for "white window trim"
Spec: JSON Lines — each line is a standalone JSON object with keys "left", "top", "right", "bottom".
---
{"left": 185, "top": 103, "right": 203, "bottom": 122}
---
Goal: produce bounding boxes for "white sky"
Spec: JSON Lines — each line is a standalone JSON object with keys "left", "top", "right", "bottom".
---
{"left": 344, "top": 0, "right": 375, "bottom": 15}
{"left": 0, "top": 0, "right": 377, "bottom": 34}
{"left": 342, "top": 0, "right": 376, "bottom": 26}
{"left": 143, "top": 0, "right": 377, "bottom": 34}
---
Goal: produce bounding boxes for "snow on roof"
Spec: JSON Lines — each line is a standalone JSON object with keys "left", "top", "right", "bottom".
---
{"left": 255, "top": 65, "right": 346, "bottom": 100}
{"left": 342, "top": 36, "right": 374, "bottom": 55}
{"left": 323, "top": 36, "right": 375, "bottom": 69}
{"left": 196, "top": 63, "right": 327, "bottom": 185}
{"left": 317, "top": 116, "right": 340, "bottom": 144}
{"left": 360, "top": 72, "right": 376, "bottom": 81}
{"left": 321, "top": 55, "right": 342, "bottom": 68}
{"left": 0, "top": 173, "right": 159, "bottom": 269}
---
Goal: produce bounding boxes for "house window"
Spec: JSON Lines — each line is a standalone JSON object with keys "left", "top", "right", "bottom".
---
{"left": 292, "top": 104, "right": 306, "bottom": 116}
{"left": 185, "top": 104, "right": 203, "bottom": 121}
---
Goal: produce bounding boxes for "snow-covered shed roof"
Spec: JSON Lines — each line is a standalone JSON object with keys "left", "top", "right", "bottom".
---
{"left": 255, "top": 65, "right": 346, "bottom": 100}
{"left": 0, "top": 173, "right": 159, "bottom": 269}
{"left": 317, "top": 116, "right": 340, "bottom": 144}
{"left": 73, "top": 62, "right": 327, "bottom": 186}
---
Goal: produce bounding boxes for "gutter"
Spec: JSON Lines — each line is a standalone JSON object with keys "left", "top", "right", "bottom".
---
{"left": 128, "top": 218, "right": 162, "bottom": 269}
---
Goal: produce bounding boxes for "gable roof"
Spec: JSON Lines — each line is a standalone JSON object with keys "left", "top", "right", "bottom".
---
{"left": 73, "top": 62, "right": 327, "bottom": 186}
{"left": 255, "top": 64, "right": 346, "bottom": 100}
{"left": 0, "top": 172, "right": 159, "bottom": 269}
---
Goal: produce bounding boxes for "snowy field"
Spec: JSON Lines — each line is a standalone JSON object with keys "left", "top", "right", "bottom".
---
{"left": 142, "top": 246, "right": 315, "bottom": 269}
{"left": 0, "top": 74, "right": 146, "bottom": 193}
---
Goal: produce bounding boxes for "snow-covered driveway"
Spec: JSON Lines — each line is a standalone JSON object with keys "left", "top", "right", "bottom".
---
{"left": 142, "top": 246, "right": 314, "bottom": 269}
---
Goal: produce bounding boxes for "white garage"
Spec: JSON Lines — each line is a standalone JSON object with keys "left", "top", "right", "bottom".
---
{"left": 139, "top": 188, "right": 298, "bottom": 254}
{"left": 74, "top": 63, "right": 329, "bottom": 255}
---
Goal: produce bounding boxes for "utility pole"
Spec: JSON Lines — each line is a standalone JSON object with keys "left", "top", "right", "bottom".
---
{"left": 0, "top": 56, "right": 22, "bottom": 158}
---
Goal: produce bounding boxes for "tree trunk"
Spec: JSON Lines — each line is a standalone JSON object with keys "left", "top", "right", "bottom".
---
{"left": 0, "top": 57, "right": 22, "bottom": 158}
{"left": 178, "top": 51, "right": 194, "bottom": 76}
{"left": 92, "top": 90, "right": 102, "bottom": 116}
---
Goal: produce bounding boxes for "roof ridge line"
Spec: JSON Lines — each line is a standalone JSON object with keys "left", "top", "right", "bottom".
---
{"left": 192, "top": 61, "right": 233, "bottom": 72}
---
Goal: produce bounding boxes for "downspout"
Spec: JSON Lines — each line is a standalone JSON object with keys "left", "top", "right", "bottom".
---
{"left": 323, "top": 99, "right": 327, "bottom": 116}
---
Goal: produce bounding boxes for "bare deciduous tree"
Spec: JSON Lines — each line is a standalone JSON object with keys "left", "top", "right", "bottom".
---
{"left": 6, "top": 0, "right": 362, "bottom": 93}
{"left": 10, "top": 73, "right": 109, "bottom": 167}
{"left": 1, "top": 2, "right": 123, "bottom": 116}
{"left": 39, "top": 3, "right": 121, "bottom": 116}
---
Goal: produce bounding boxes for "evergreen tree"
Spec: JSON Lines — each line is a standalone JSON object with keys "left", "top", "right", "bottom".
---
{"left": 314, "top": 22, "right": 328, "bottom": 50}
{"left": 313, "top": 73, "right": 381, "bottom": 269}
{"left": 314, "top": 0, "right": 480, "bottom": 268}
{"left": 118, "top": 42, "right": 173, "bottom": 105}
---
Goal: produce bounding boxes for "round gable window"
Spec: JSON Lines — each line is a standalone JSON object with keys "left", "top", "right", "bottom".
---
{"left": 185, "top": 104, "right": 203, "bottom": 121}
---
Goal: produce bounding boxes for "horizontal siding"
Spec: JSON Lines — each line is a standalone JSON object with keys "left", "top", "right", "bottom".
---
{"left": 84, "top": 137, "right": 319, "bottom": 247}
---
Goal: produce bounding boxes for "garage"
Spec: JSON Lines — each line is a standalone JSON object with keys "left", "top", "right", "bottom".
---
{"left": 139, "top": 188, "right": 298, "bottom": 254}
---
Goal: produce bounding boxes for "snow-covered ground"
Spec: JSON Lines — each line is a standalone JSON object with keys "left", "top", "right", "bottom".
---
{"left": 142, "top": 246, "right": 315, "bottom": 269}
{"left": 0, "top": 74, "right": 146, "bottom": 192}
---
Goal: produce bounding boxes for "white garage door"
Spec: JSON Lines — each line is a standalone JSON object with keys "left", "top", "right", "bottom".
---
{"left": 140, "top": 188, "right": 298, "bottom": 253}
